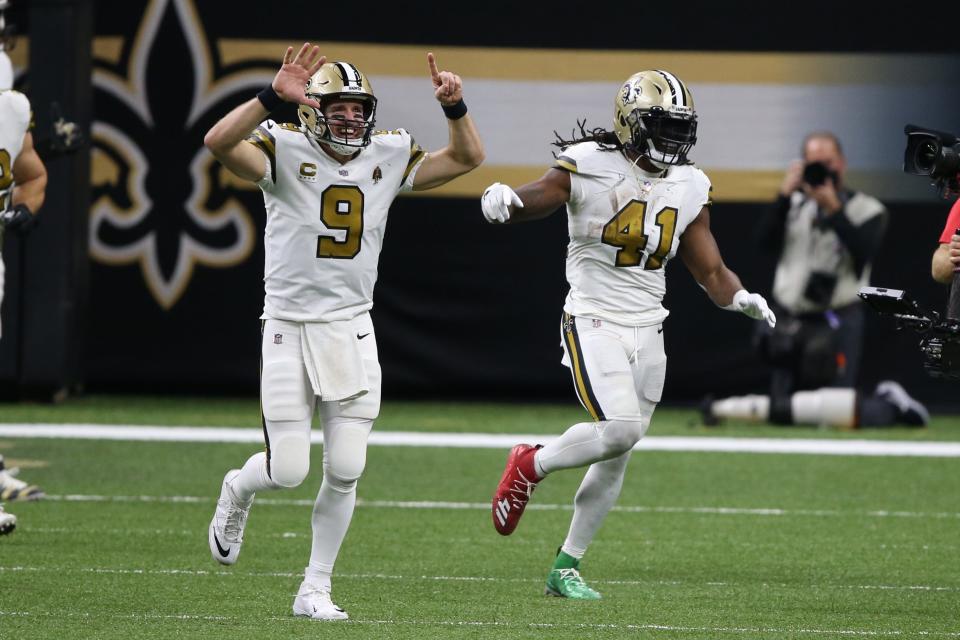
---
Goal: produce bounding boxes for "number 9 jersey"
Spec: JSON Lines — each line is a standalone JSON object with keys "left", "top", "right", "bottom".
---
{"left": 555, "top": 141, "right": 712, "bottom": 327}
{"left": 246, "top": 121, "right": 426, "bottom": 323}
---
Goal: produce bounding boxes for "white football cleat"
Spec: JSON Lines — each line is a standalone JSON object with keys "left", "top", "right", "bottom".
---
{"left": 292, "top": 582, "right": 349, "bottom": 621}
{"left": 0, "top": 455, "right": 45, "bottom": 501}
{"left": 0, "top": 504, "right": 16, "bottom": 535}
{"left": 208, "top": 469, "right": 252, "bottom": 565}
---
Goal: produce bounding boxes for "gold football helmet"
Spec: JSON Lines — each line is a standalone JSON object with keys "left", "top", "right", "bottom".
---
{"left": 613, "top": 70, "right": 697, "bottom": 166}
{"left": 298, "top": 61, "right": 377, "bottom": 155}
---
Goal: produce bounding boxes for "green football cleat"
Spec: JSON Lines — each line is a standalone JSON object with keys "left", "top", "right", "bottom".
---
{"left": 544, "top": 567, "right": 602, "bottom": 600}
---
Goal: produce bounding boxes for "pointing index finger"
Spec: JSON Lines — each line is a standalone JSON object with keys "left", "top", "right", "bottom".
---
{"left": 427, "top": 52, "right": 440, "bottom": 82}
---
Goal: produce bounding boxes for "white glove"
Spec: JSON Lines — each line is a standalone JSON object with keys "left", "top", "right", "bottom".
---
{"left": 729, "top": 289, "right": 777, "bottom": 328}
{"left": 481, "top": 182, "right": 522, "bottom": 224}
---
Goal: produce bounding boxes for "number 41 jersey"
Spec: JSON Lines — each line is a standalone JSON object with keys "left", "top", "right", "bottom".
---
{"left": 248, "top": 121, "right": 426, "bottom": 323}
{"left": 555, "top": 141, "right": 712, "bottom": 327}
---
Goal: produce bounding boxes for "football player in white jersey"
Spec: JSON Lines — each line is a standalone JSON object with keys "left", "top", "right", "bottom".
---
{"left": 0, "top": 45, "right": 47, "bottom": 533}
{"left": 0, "top": 47, "right": 46, "bottom": 336}
{"left": 203, "top": 43, "right": 483, "bottom": 620}
{"left": 481, "top": 70, "right": 775, "bottom": 599}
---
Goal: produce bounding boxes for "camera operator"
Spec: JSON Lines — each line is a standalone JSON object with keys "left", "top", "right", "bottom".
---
{"left": 931, "top": 197, "right": 960, "bottom": 284}
{"left": 703, "top": 131, "right": 928, "bottom": 428}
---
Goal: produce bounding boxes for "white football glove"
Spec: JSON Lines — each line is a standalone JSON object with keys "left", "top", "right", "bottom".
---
{"left": 481, "top": 182, "right": 522, "bottom": 224}
{"left": 729, "top": 289, "right": 777, "bottom": 328}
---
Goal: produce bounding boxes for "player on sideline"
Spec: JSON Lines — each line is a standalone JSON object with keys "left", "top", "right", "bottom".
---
{"left": 482, "top": 70, "right": 775, "bottom": 599}
{"left": 203, "top": 43, "right": 483, "bottom": 620}
{"left": 0, "top": 46, "right": 47, "bottom": 534}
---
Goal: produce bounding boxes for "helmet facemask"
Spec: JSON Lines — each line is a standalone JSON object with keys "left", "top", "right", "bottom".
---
{"left": 301, "top": 95, "right": 377, "bottom": 156}
{"left": 625, "top": 107, "right": 698, "bottom": 167}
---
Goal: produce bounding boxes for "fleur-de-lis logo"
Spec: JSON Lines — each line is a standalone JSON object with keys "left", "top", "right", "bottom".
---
{"left": 90, "top": 0, "right": 275, "bottom": 309}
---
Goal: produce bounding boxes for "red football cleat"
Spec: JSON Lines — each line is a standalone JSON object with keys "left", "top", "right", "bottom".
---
{"left": 492, "top": 444, "right": 543, "bottom": 536}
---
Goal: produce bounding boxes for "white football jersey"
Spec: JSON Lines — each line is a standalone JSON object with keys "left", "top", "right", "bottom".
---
{"left": 556, "top": 142, "right": 712, "bottom": 326}
{"left": 0, "top": 90, "right": 32, "bottom": 212}
{"left": 247, "top": 121, "right": 426, "bottom": 323}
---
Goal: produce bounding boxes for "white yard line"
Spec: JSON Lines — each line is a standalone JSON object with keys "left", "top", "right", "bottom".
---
{"left": 1, "top": 565, "right": 959, "bottom": 595}
{"left": 1, "top": 423, "right": 959, "bottom": 457}
{"left": 40, "top": 493, "right": 960, "bottom": 520}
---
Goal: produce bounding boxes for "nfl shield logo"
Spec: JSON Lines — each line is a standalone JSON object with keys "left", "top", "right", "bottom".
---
{"left": 274, "top": 333, "right": 283, "bottom": 345}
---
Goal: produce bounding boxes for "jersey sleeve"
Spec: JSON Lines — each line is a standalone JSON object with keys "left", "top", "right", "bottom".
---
{"left": 244, "top": 119, "right": 278, "bottom": 191}
{"left": 552, "top": 142, "right": 596, "bottom": 207}
{"left": 691, "top": 167, "right": 713, "bottom": 210}
{"left": 10, "top": 92, "right": 32, "bottom": 133}
{"left": 940, "top": 198, "right": 960, "bottom": 243}
{"left": 397, "top": 128, "right": 426, "bottom": 193}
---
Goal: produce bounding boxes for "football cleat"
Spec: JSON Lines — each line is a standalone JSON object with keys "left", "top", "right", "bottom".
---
{"left": 208, "top": 469, "right": 252, "bottom": 565}
{"left": 875, "top": 380, "right": 929, "bottom": 426}
{"left": 292, "top": 582, "right": 349, "bottom": 621}
{"left": 545, "top": 567, "right": 602, "bottom": 600}
{"left": 492, "top": 444, "right": 543, "bottom": 536}
{"left": 0, "top": 456, "right": 45, "bottom": 501}
{"left": 0, "top": 504, "right": 16, "bottom": 535}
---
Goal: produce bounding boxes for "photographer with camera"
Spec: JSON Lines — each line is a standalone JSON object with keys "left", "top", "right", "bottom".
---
{"left": 932, "top": 198, "right": 959, "bottom": 285}
{"left": 703, "top": 131, "right": 929, "bottom": 428}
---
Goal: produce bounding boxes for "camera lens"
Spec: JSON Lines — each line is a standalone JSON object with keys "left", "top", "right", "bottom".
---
{"left": 803, "top": 162, "right": 829, "bottom": 187}
{"left": 914, "top": 140, "right": 940, "bottom": 173}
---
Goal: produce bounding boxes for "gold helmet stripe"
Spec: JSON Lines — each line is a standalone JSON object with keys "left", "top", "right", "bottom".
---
{"left": 655, "top": 69, "right": 688, "bottom": 107}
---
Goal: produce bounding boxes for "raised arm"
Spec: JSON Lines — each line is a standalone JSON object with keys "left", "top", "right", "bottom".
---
{"left": 204, "top": 43, "right": 325, "bottom": 182}
{"left": 679, "top": 206, "right": 776, "bottom": 326}
{"left": 480, "top": 168, "right": 571, "bottom": 224}
{"left": 411, "top": 53, "right": 484, "bottom": 191}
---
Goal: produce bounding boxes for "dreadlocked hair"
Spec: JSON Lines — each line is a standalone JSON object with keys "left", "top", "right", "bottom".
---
{"left": 551, "top": 119, "right": 621, "bottom": 156}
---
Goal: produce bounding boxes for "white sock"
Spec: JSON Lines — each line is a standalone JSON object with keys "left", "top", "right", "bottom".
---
{"left": 562, "top": 452, "right": 631, "bottom": 556}
{"left": 711, "top": 395, "right": 770, "bottom": 422}
{"left": 230, "top": 452, "right": 278, "bottom": 502}
{"left": 305, "top": 473, "right": 356, "bottom": 589}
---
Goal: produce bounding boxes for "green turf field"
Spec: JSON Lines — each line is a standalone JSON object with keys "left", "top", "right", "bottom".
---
{"left": 1, "top": 396, "right": 959, "bottom": 639}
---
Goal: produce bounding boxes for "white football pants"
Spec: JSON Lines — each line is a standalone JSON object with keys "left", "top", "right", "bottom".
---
{"left": 539, "top": 313, "right": 665, "bottom": 558}
{"left": 229, "top": 314, "right": 381, "bottom": 590}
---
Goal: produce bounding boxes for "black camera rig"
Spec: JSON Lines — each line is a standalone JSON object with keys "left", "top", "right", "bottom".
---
{"left": 903, "top": 125, "right": 960, "bottom": 197}
{"left": 858, "top": 285, "right": 960, "bottom": 380}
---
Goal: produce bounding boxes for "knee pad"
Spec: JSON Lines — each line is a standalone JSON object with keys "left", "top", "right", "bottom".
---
{"left": 323, "top": 419, "right": 371, "bottom": 489}
{"left": 599, "top": 417, "right": 648, "bottom": 456}
{"left": 268, "top": 430, "right": 311, "bottom": 488}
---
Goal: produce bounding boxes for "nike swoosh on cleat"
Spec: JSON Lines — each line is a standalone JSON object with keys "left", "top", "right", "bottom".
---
{"left": 213, "top": 533, "right": 231, "bottom": 558}
{"left": 357, "top": 333, "right": 370, "bottom": 340}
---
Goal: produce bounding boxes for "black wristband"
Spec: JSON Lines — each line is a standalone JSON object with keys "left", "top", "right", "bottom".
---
{"left": 441, "top": 99, "right": 468, "bottom": 120}
{"left": 256, "top": 85, "right": 283, "bottom": 112}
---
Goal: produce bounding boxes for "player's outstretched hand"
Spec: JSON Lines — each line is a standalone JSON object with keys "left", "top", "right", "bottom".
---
{"left": 733, "top": 290, "right": 777, "bottom": 327}
{"left": 481, "top": 183, "right": 522, "bottom": 224}
{"left": 273, "top": 43, "right": 326, "bottom": 108}
{"left": 427, "top": 52, "right": 463, "bottom": 106}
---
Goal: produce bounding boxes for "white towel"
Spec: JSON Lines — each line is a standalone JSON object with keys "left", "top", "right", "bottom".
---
{"left": 300, "top": 320, "right": 369, "bottom": 402}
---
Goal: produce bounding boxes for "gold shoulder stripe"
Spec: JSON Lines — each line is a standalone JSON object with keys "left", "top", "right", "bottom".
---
{"left": 244, "top": 125, "right": 277, "bottom": 183}
{"left": 402, "top": 140, "right": 426, "bottom": 184}
{"left": 554, "top": 155, "right": 578, "bottom": 174}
